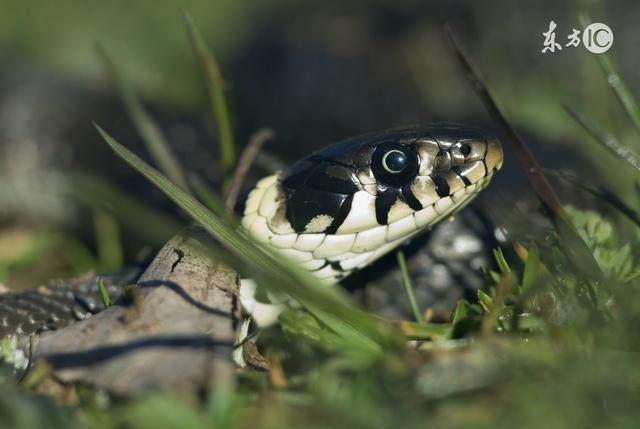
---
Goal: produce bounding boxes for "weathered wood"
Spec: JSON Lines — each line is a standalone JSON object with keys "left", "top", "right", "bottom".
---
{"left": 33, "top": 227, "right": 239, "bottom": 395}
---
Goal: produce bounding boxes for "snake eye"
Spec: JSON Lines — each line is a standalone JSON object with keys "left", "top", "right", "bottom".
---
{"left": 382, "top": 150, "right": 407, "bottom": 173}
{"left": 371, "top": 143, "right": 419, "bottom": 187}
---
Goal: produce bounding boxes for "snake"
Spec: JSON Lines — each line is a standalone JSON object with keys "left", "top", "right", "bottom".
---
{"left": 0, "top": 124, "right": 502, "bottom": 338}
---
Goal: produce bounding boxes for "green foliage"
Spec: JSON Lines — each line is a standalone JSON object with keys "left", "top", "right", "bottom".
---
{"left": 566, "top": 206, "right": 634, "bottom": 281}
{"left": 0, "top": 337, "right": 28, "bottom": 373}
{"left": 97, "top": 278, "right": 112, "bottom": 308}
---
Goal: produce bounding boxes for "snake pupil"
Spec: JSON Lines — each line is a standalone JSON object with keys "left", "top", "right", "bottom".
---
{"left": 460, "top": 144, "right": 471, "bottom": 156}
{"left": 382, "top": 150, "right": 407, "bottom": 173}
{"left": 371, "top": 143, "right": 418, "bottom": 187}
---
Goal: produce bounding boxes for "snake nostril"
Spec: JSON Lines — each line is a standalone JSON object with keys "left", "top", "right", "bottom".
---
{"left": 460, "top": 144, "right": 471, "bottom": 156}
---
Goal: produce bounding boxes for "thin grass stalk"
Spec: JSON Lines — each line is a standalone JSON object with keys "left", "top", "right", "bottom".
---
{"left": 181, "top": 9, "right": 236, "bottom": 176}
{"left": 97, "top": 45, "right": 190, "bottom": 191}
{"left": 563, "top": 103, "right": 640, "bottom": 171}
{"left": 396, "top": 250, "right": 422, "bottom": 324}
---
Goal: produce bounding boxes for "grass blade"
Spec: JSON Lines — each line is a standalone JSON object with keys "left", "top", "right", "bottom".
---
{"left": 97, "top": 45, "right": 190, "bottom": 191}
{"left": 597, "top": 54, "right": 640, "bottom": 136}
{"left": 580, "top": 14, "right": 640, "bottom": 136}
{"left": 563, "top": 103, "right": 640, "bottom": 171}
{"left": 396, "top": 250, "right": 422, "bottom": 324}
{"left": 397, "top": 320, "right": 452, "bottom": 341}
{"left": 97, "top": 278, "right": 112, "bottom": 308}
{"left": 96, "top": 124, "right": 395, "bottom": 356}
{"left": 225, "top": 128, "right": 274, "bottom": 213}
{"left": 93, "top": 208, "right": 123, "bottom": 273}
{"left": 492, "top": 247, "right": 511, "bottom": 275}
{"left": 543, "top": 169, "right": 640, "bottom": 229}
{"left": 181, "top": 9, "right": 236, "bottom": 176}
{"left": 521, "top": 244, "right": 540, "bottom": 295}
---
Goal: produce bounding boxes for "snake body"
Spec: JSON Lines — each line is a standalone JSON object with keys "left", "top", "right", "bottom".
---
{"left": 0, "top": 124, "right": 502, "bottom": 337}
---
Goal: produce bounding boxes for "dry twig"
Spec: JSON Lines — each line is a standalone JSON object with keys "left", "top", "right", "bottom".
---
{"left": 224, "top": 128, "right": 275, "bottom": 213}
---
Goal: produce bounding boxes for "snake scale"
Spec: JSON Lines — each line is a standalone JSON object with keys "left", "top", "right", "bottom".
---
{"left": 0, "top": 124, "right": 502, "bottom": 337}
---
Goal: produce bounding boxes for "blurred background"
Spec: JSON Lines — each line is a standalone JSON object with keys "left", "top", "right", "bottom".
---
{"left": 0, "top": 0, "right": 637, "bottom": 307}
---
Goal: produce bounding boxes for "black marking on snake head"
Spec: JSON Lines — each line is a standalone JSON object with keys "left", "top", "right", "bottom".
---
{"left": 432, "top": 176, "right": 450, "bottom": 198}
{"left": 375, "top": 188, "right": 399, "bottom": 225}
{"left": 285, "top": 187, "right": 349, "bottom": 233}
{"left": 281, "top": 153, "right": 360, "bottom": 233}
{"left": 400, "top": 183, "right": 422, "bottom": 211}
{"left": 433, "top": 150, "right": 451, "bottom": 173}
{"left": 452, "top": 167, "right": 472, "bottom": 186}
{"left": 326, "top": 193, "right": 354, "bottom": 234}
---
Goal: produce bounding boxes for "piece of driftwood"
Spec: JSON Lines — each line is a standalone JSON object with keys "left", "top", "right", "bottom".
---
{"left": 32, "top": 226, "right": 239, "bottom": 395}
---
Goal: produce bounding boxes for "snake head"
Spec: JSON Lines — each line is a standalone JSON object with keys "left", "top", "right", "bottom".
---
{"left": 243, "top": 124, "right": 502, "bottom": 283}
{"left": 278, "top": 124, "right": 502, "bottom": 230}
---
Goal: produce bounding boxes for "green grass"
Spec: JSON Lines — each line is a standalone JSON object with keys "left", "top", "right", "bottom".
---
{"left": 97, "top": 278, "right": 112, "bottom": 308}
{"left": 396, "top": 249, "right": 422, "bottom": 324}
{"left": 182, "top": 9, "right": 237, "bottom": 179}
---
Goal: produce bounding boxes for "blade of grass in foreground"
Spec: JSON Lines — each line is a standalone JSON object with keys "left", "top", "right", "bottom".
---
{"left": 97, "top": 45, "right": 190, "bottom": 192}
{"left": 96, "top": 124, "right": 395, "bottom": 356}
{"left": 563, "top": 103, "right": 640, "bottom": 171}
{"left": 181, "top": 9, "right": 236, "bottom": 177}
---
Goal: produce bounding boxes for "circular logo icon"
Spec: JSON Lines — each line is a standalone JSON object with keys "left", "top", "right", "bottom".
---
{"left": 582, "top": 23, "right": 614, "bottom": 54}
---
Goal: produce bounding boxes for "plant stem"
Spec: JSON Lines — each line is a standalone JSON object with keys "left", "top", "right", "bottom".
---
{"left": 396, "top": 250, "right": 422, "bottom": 324}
